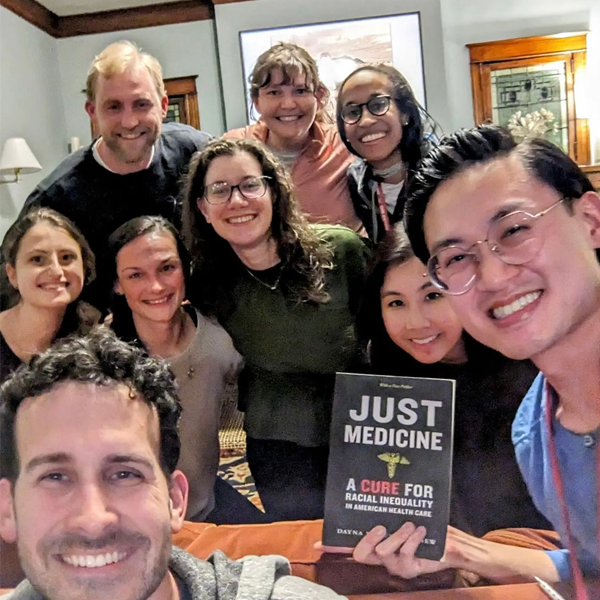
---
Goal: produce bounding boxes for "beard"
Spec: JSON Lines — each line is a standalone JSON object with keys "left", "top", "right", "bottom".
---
{"left": 21, "top": 524, "right": 173, "bottom": 600}
{"left": 103, "top": 127, "right": 159, "bottom": 166}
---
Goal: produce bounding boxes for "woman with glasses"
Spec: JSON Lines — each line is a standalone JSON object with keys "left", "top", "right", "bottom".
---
{"left": 224, "top": 43, "right": 362, "bottom": 232}
{"left": 182, "top": 138, "right": 369, "bottom": 521}
{"left": 353, "top": 225, "right": 552, "bottom": 544}
{"left": 337, "top": 65, "right": 438, "bottom": 242}
{"left": 107, "top": 215, "right": 270, "bottom": 525}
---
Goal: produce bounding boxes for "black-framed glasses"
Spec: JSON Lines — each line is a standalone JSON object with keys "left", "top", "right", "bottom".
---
{"left": 340, "top": 95, "right": 393, "bottom": 125}
{"left": 204, "top": 176, "right": 271, "bottom": 205}
{"left": 427, "top": 197, "right": 567, "bottom": 295}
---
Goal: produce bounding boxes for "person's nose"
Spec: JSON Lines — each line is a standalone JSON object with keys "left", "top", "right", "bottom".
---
{"left": 405, "top": 305, "right": 430, "bottom": 330}
{"left": 47, "top": 254, "right": 66, "bottom": 280}
{"left": 65, "top": 483, "right": 118, "bottom": 538}
{"left": 149, "top": 275, "right": 166, "bottom": 294}
{"left": 475, "top": 244, "right": 520, "bottom": 292}
{"left": 279, "top": 91, "right": 297, "bottom": 110}
{"left": 228, "top": 187, "right": 249, "bottom": 208}
{"left": 357, "top": 107, "right": 378, "bottom": 127}
{"left": 120, "top": 105, "right": 140, "bottom": 130}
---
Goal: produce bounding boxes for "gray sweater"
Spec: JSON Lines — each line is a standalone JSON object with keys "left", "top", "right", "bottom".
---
{"left": 2, "top": 547, "right": 346, "bottom": 600}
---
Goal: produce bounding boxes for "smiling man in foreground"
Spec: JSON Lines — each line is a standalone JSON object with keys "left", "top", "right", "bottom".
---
{"left": 350, "top": 125, "right": 599, "bottom": 590}
{"left": 0, "top": 329, "right": 345, "bottom": 600}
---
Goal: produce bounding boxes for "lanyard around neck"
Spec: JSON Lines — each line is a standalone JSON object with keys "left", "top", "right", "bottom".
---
{"left": 376, "top": 183, "right": 392, "bottom": 232}
{"left": 544, "top": 381, "right": 599, "bottom": 599}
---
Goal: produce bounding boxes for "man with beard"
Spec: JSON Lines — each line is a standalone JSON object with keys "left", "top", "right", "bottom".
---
{"left": 0, "top": 329, "right": 345, "bottom": 600}
{"left": 18, "top": 41, "right": 211, "bottom": 313}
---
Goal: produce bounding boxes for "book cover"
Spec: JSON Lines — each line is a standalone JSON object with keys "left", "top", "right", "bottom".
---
{"left": 322, "top": 372, "right": 455, "bottom": 561}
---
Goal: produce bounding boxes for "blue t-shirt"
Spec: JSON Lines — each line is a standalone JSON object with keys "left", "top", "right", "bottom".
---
{"left": 512, "top": 372, "right": 599, "bottom": 580}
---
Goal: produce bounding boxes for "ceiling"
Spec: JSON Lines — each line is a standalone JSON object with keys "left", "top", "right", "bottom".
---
{"left": 34, "top": 0, "right": 183, "bottom": 16}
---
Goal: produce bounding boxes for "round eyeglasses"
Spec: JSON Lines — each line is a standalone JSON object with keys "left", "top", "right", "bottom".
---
{"left": 340, "top": 95, "right": 393, "bottom": 125}
{"left": 427, "top": 197, "right": 567, "bottom": 295}
{"left": 204, "top": 176, "right": 271, "bottom": 205}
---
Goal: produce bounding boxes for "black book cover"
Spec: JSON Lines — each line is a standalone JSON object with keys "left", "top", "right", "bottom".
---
{"left": 323, "top": 372, "right": 455, "bottom": 561}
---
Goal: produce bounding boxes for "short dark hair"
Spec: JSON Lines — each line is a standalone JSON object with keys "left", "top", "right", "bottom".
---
{"left": 404, "top": 124, "right": 596, "bottom": 263}
{"left": 0, "top": 328, "right": 181, "bottom": 483}
{"left": 108, "top": 215, "right": 192, "bottom": 344}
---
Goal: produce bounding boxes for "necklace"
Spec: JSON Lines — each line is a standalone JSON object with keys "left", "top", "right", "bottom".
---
{"left": 245, "top": 264, "right": 283, "bottom": 291}
{"left": 372, "top": 160, "right": 404, "bottom": 179}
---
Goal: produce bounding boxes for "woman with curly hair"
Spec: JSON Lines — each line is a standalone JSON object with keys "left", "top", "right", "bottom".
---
{"left": 224, "top": 42, "right": 361, "bottom": 231}
{"left": 182, "top": 137, "right": 369, "bottom": 520}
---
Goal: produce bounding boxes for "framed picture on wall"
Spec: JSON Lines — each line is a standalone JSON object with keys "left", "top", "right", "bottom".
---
{"left": 239, "top": 12, "right": 426, "bottom": 125}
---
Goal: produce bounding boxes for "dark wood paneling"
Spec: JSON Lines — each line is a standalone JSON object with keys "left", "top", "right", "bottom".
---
{"left": 57, "top": 1, "right": 212, "bottom": 37}
{"left": 0, "top": 0, "right": 59, "bottom": 37}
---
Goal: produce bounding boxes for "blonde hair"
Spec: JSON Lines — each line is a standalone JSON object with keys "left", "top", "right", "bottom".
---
{"left": 85, "top": 41, "right": 165, "bottom": 102}
{"left": 249, "top": 42, "right": 331, "bottom": 123}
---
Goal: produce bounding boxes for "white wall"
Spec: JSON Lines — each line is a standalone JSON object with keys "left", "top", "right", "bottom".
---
{"left": 440, "top": 0, "right": 600, "bottom": 161}
{"left": 0, "top": 7, "right": 68, "bottom": 237}
{"left": 56, "top": 20, "right": 225, "bottom": 147}
{"left": 214, "top": 0, "right": 452, "bottom": 133}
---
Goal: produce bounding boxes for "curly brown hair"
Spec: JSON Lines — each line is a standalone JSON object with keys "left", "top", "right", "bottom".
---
{"left": 181, "top": 138, "right": 334, "bottom": 317}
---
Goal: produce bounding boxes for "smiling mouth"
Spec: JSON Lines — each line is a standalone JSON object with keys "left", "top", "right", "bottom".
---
{"left": 227, "top": 215, "right": 255, "bottom": 224}
{"left": 276, "top": 116, "right": 301, "bottom": 122}
{"left": 61, "top": 551, "right": 127, "bottom": 568}
{"left": 410, "top": 335, "right": 438, "bottom": 345}
{"left": 360, "top": 132, "right": 386, "bottom": 143}
{"left": 143, "top": 295, "right": 172, "bottom": 305}
{"left": 118, "top": 132, "right": 145, "bottom": 140}
{"left": 40, "top": 283, "right": 68, "bottom": 290}
{"left": 491, "top": 291, "right": 542, "bottom": 320}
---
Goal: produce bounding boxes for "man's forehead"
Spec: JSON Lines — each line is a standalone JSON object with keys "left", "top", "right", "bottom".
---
{"left": 16, "top": 382, "right": 161, "bottom": 458}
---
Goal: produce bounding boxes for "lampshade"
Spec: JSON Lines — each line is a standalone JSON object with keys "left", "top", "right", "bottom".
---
{"left": 0, "top": 138, "right": 42, "bottom": 175}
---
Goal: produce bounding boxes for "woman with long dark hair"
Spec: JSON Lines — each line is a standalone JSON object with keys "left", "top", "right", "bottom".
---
{"left": 182, "top": 138, "right": 369, "bottom": 520}
{"left": 107, "top": 215, "right": 269, "bottom": 524}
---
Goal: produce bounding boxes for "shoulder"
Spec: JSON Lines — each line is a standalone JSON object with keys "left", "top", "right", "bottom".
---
{"left": 312, "top": 224, "right": 369, "bottom": 259}
{"left": 512, "top": 371, "right": 546, "bottom": 448}
{"left": 271, "top": 575, "right": 347, "bottom": 599}
{"left": 25, "top": 147, "right": 94, "bottom": 203}
{"left": 159, "top": 123, "right": 212, "bottom": 153}
{"left": 223, "top": 122, "right": 265, "bottom": 142}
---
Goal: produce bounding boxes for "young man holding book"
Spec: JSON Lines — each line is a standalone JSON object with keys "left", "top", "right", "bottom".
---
{"left": 349, "top": 125, "right": 599, "bottom": 588}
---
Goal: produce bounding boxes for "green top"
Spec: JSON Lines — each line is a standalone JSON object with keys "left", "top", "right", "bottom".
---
{"left": 222, "top": 225, "right": 369, "bottom": 446}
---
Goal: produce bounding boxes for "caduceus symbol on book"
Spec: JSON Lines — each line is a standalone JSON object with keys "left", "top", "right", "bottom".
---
{"left": 378, "top": 453, "right": 410, "bottom": 478}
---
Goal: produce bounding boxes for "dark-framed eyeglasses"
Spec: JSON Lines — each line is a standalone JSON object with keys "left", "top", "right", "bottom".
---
{"left": 340, "top": 95, "right": 393, "bottom": 125}
{"left": 427, "top": 197, "right": 567, "bottom": 295}
{"left": 204, "top": 176, "right": 271, "bottom": 205}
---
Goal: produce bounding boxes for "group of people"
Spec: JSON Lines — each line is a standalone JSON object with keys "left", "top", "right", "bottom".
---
{"left": 0, "top": 35, "right": 597, "bottom": 600}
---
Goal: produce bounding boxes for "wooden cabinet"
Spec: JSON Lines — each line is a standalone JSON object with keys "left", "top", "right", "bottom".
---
{"left": 467, "top": 33, "right": 590, "bottom": 165}
{"left": 164, "top": 75, "right": 200, "bottom": 130}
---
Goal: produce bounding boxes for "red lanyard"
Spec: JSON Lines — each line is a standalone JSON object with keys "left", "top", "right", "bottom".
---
{"left": 545, "top": 381, "right": 600, "bottom": 599}
{"left": 376, "top": 183, "right": 392, "bottom": 232}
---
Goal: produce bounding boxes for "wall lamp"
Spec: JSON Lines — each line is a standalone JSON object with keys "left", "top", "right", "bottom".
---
{"left": 0, "top": 138, "right": 42, "bottom": 184}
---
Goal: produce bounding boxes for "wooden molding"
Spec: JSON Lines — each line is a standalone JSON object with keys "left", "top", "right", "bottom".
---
{"left": 1, "top": 0, "right": 212, "bottom": 38}
{"left": 58, "top": 1, "right": 212, "bottom": 37}
{"left": 0, "top": 0, "right": 60, "bottom": 37}
{"left": 467, "top": 32, "right": 587, "bottom": 64}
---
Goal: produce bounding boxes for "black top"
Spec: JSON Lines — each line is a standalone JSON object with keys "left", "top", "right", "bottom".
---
{"left": 0, "top": 331, "right": 22, "bottom": 385}
{"left": 20, "top": 123, "right": 211, "bottom": 312}
{"left": 370, "top": 344, "right": 552, "bottom": 536}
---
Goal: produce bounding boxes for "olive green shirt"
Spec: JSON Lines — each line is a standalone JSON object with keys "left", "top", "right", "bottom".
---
{"left": 222, "top": 225, "right": 369, "bottom": 447}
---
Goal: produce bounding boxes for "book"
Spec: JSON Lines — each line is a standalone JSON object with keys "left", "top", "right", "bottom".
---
{"left": 322, "top": 372, "right": 455, "bottom": 561}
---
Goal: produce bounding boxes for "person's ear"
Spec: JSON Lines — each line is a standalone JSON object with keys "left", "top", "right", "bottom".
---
{"left": 197, "top": 198, "right": 211, "bottom": 224}
{"left": 85, "top": 100, "right": 96, "bottom": 121}
{"left": 160, "top": 94, "right": 169, "bottom": 120}
{"left": 114, "top": 280, "right": 123, "bottom": 296}
{"left": 168, "top": 470, "right": 188, "bottom": 533}
{"left": 315, "top": 85, "right": 327, "bottom": 108}
{"left": 5, "top": 263, "right": 17, "bottom": 290}
{"left": 0, "top": 479, "right": 17, "bottom": 543}
{"left": 574, "top": 191, "right": 600, "bottom": 249}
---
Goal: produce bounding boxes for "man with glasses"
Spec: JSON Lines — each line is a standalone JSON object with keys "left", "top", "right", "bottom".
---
{"left": 350, "top": 124, "right": 600, "bottom": 590}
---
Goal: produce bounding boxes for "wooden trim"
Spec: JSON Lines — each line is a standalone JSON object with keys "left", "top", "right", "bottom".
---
{"left": 468, "top": 33, "right": 587, "bottom": 64}
{"left": 212, "top": 0, "right": 257, "bottom": 4}
{"left": 57, "top": 1, "right": 212, "bottom": 38}
{"left": 0, "top": 0, "right": 59, "bottom": 37}
{"left": 164, "top": 75, "right": 199, "bottom": 96}
{"left": 581, "top": 164, "right": 600, "bottom": 190}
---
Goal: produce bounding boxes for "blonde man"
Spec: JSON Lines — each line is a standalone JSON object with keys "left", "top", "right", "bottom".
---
{"left": 20, "top": 41, "right": 211, "bottom": 313}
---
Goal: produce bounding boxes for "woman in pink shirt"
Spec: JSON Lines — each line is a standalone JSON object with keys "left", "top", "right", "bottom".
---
{"left": 224, "top": 42, "right": 361, "bottom": 231}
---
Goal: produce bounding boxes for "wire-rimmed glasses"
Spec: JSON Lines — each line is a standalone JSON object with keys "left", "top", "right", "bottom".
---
{"left": 204, "top": 176, "right": 271, "bottom": 205}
